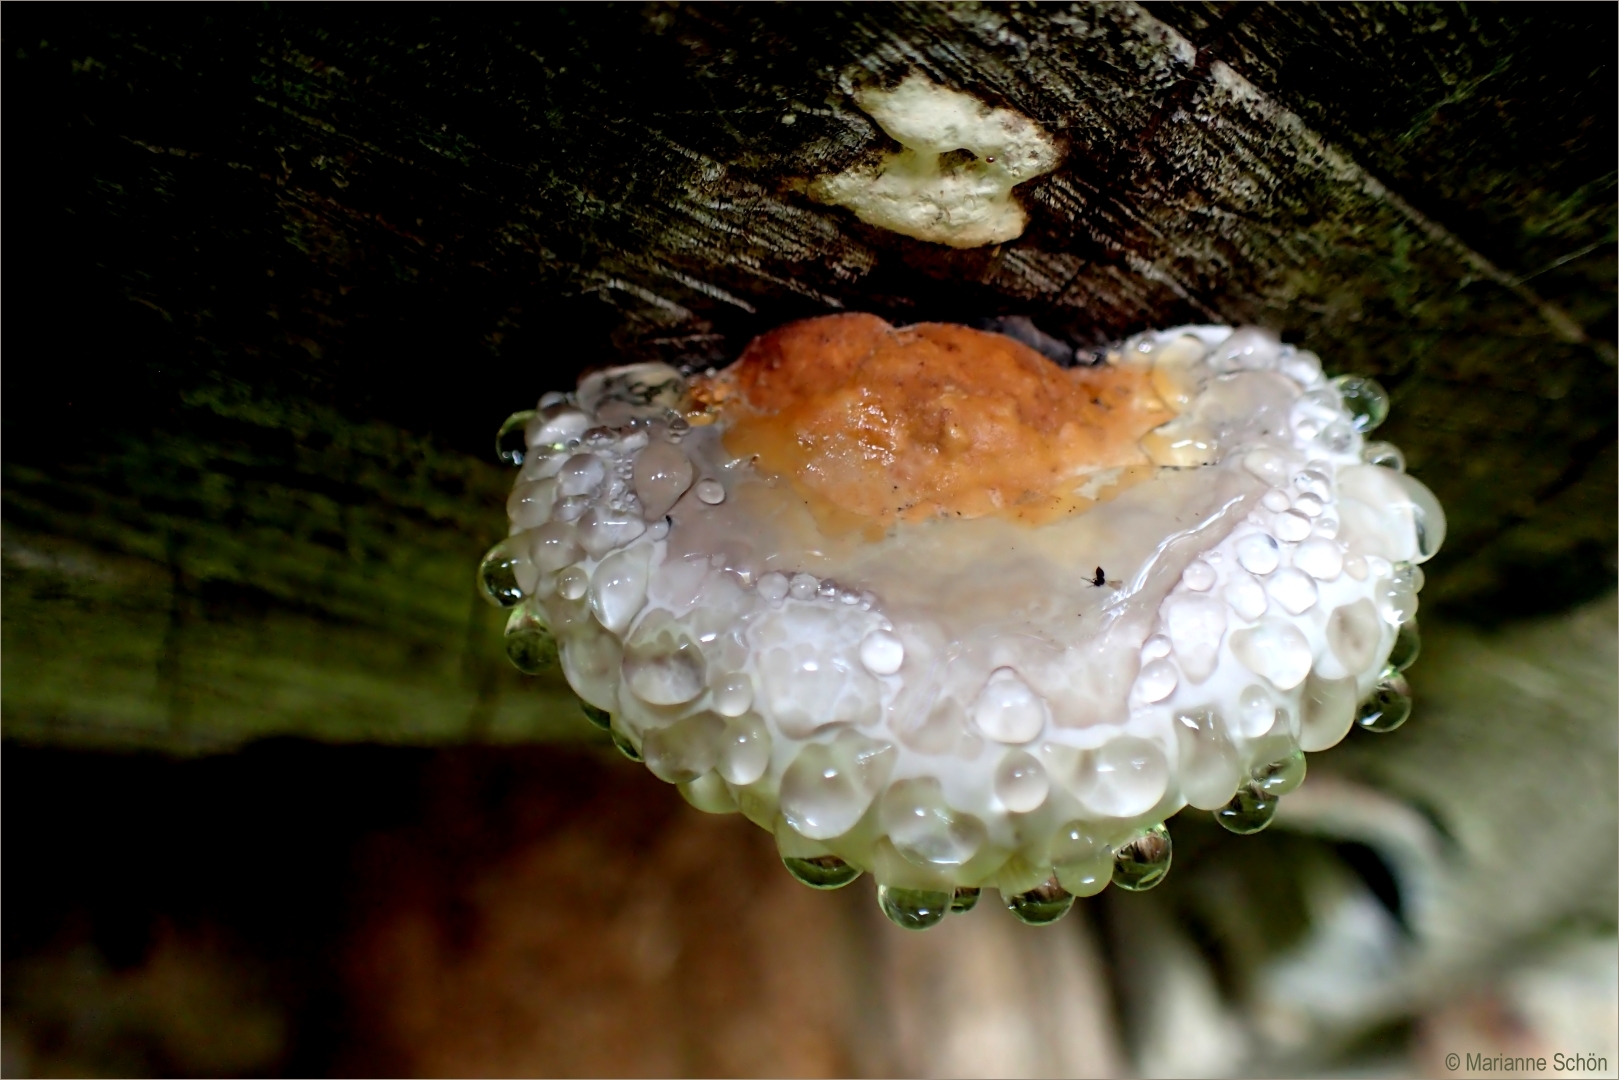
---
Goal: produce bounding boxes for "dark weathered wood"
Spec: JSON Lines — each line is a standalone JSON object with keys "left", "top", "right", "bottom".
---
{"left": 3, "top": 4, "right": 1613, "bottom": 750}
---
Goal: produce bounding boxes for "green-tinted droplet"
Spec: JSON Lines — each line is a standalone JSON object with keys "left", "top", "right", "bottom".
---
{"left": 782, "top": 854, "right": 863, "bottom": 890}
{"left": 1331, "top": 374, "right": 1390, "bottom": 433}
{"left": 505, "top": 626, "right": 557, "bottom": 674}
{"left": 1215, "top": 781, "right": 1278, "bottom": 835}
{"left": 477, "top": 539, "right": 526, "bottom": 607}
{"left": 580, "top": 701, "right": 612, "bottom": 731}
{"left": 949, "top": 886, "right": 981, "bottom": 914}
{"left": 1005, "top": 878, "right": 1075, "bottom": 925}
{"left": 1112, "top": 824, "right": 1172, "bottom": 892}
{"left": 611, "top": 729, "right": 643, "bottom": 762}
{"left": 496, "top": 409, "right": 535, "bottom": 466}
{"left": 1386, "top": 619, "right": 1420, "bottom": 675}
{"left": 1356, "top": 678, "right": 1412, "bottom": 733}
{"left": 1253, "top": 749, "right": 1307, "bottom": 796}
{"left": 878, "top": 884, "right": 952, "bottom": 931}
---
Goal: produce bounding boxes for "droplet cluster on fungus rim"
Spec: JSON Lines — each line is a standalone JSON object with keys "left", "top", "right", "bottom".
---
{"left": 479, "top": 318, "right": 1443, "bottom": 930}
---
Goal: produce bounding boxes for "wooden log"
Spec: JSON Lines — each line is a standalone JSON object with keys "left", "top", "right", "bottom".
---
{"left": 3, "top": 4, "right": 1612, "bottom": 751}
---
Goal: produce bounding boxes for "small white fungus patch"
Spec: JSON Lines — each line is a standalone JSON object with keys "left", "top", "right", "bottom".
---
{"left": 811, "top": 74, "right": 1060, "bottom": 248}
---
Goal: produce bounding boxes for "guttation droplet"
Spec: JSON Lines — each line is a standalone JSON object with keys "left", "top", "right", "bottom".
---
{"left": 1385, "top": 620, "right": 1420, "bottom": 675}
{"left": 877, "top": 884, "right": 952, "bottom": 931}
{"left": 1237, "top": 533, "right": 1280, "bottom": 575}
{"left": 1253, "top": 749, "right": 1306, "bottom": 795}
{"left": 611, "top": 729, "right": 643, "bottom": 762}
{"left": 478, "top": 539, "right": 527, "bottom": 607}
{"left": 1332, "top": 374, "right": 1390, "bottom": 434}
{"left": 580, "top": 701, "right": 612, "bottom": 731}
{"left": 1112, "top": 824, "right": 1172, "bottom": 891}
{"left": 1005, "top": 877, "right": 1075, "bottom": 925}
{"left": 782, "top": 854, "right": 863, "bottom": 890}
{"left": 1356, "top": 676, "right": 1412, "bottom": 733}
{"left": 504, "top": 606, "right": 557, "bottom": 674}
{"left": 972, "top": 668, "right": 1048, "bottom": 744}
{"left": 1214, "top": 781, "right": 1277, "bottom": 834}
{"left": 496, "top": 409, "right": 536, "bottom": 466}
{"left": 949, "top": 886, "right": 981, "bottom": 914}
{"left": 1362, "top": 440, "right": 1406, "bottom": 472}
{"left": 859, "top": 629, "right": 905, "bottom": 676}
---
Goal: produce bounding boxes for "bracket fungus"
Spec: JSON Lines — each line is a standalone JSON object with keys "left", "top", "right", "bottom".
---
{"left": 482, "top": 315, "right": 1443, "bottom": 930}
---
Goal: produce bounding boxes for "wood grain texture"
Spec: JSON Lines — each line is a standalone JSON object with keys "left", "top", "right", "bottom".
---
{"left": 3, "top": 4, "right": 1613, "bottom": 750}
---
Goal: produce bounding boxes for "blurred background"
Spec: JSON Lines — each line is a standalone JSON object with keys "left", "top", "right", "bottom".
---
{"left": 3, "top": 5, "right": 1614, "bottom": 1077}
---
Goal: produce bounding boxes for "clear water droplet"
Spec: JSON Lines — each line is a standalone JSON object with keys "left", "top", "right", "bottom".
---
{"left": 1274, "top": 510, "right": 1313, "bottom": 543}
{"left": 718, "top": 713, "right": 772, "bottom": 786}
{"left": 713, "top": 672, "right": 754, "bottom": 717}
{"left": 1005, "top": 878, "right": 1075, "bottom": 925}
{"left": 530, "top": 520, "right": 584, "bottom": 573}
{"left": 1356, "top": 676, "right": 1412, "bottom": 733}
{"left": 1236, "top": 684, "right": 1277, "bottom": 738}
{"left": 880, "top": 778, "right": 987, "bottom": 866}
{"left": 1136, "top": 658, "right": 1179, "bottom": 703}
{"left": 557, "top": 565, "right": 590, "bottom": 601}
{"left": 579, "top": 701, "right": 612, "bottom": 731}
{"left": 1112, "top": 824, "right": 1172, "bottom": 892}
{"left": 971, "top": 667, "right": 1049, "bottom": 743}
{"left": 1236, "top": 533, "right": 1280, "bottom": 575}
{"left": 877, "top": 884, "right": 952, "bottom": 930}
{"left": 679, "top": 771, "right": 739, "bottom": 814}
{"left": 589, "top": 546, "right": 651, "bottom": 634}
{"left": 1293, "top": 537, "right": 1345, "bottom": 581}
{"left": 496, "top": 410, "right": 536, "bottom": 465}
{"left": 478, "top": 537, "right": 529, "bottom": 607}
{"left": 1362, "top": 440, "right": 1406, "bottom": 471}
{"left": 577, "top": 506, "right": 647, "bottom": 559}
{"left": 1174, "top": 707, "right": 1242, "bottom": 810}
{"left": 507, "top": 478, "right": 558, "bottom": 530}
{"left": 994, "top": 750, "right": 1050, "bottom": 813}
{"left": 1052, "top": 822, "right": 1113, "bottom": 898}
{"left": 757, "top": 572, "right": 789, "bottom": 601}
{"left": 788, "top": 573, "right": 819, "bottom": 601}
{"left": 780, "top": 731, "right": 896, "bottom": 840}
{"left": 503, "top": 603, "right": 557, "bottom": 673}
{"left": 622, "top": 616, "right": 707, "bottom": 705}
{"left": 949, "top": 886, "right": 981, "bottom": 913}
{"left": 782, "top": 854, "right": 862, "bottom": 890}
{"left": 1331, "top": 374, "right": 1390, "bottom": 433}
{"left": 1214, "top": 781, "right": 1278, "bottom": 834}
{"left": 642, "top": 712, "right": 725, "bottom": 784}
{"left": 1392, "top": 472, "right": 1446, "bottom": 562}
{"left": 1253, "top": 749, "right": 1306, "bottom": 795}
{"left": 859, "top": 629, "right": 905, "bottom": 675}
{"left": 1386, "top": 619, "right": 1420, "bottom": 674}
{"left": 1230, "top": 619, "right": 1313, "bottom": 690}
{"left": 633, "top": 441, "right": 695, "bottom": 518}
{"left": 1182, "top": 560, "right": 1217, "bottom": 591}
{"left": 1073, "top": 736, "right": 1169, "bottom": 818}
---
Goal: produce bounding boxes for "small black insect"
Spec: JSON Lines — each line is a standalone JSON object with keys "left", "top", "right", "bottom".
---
{"left": 1088, "top": 566, "right": 1107, "bottom": 587}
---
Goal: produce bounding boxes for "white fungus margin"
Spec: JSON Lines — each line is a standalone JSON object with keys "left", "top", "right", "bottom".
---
{"left": 481, "top": 322, "right": 1442, "bottom": 929}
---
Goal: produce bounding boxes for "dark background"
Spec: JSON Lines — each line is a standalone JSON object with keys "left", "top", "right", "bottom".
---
{"left": 3, "top": 4, "right": 1614, "bottom": 1075}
